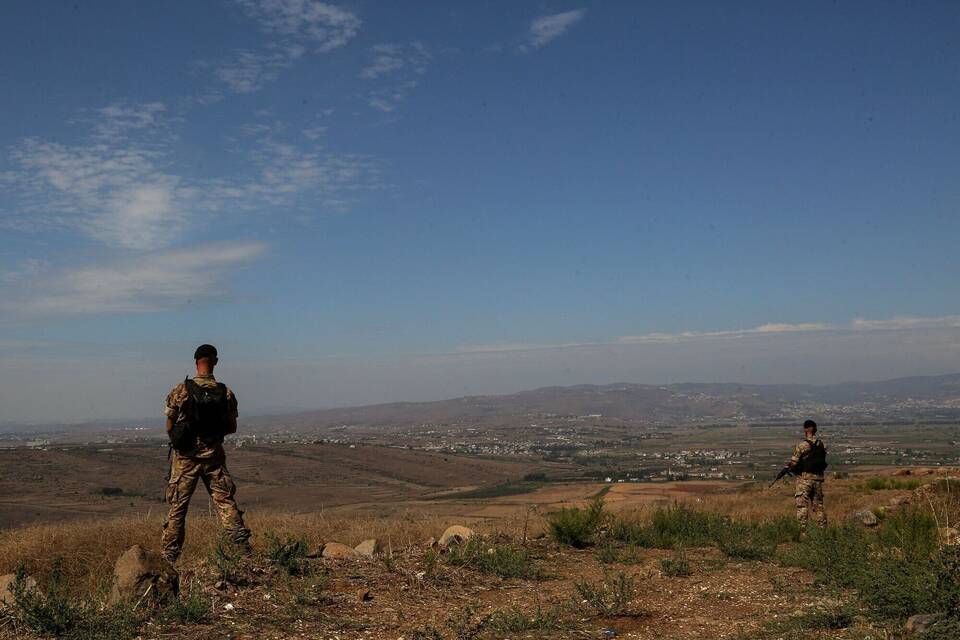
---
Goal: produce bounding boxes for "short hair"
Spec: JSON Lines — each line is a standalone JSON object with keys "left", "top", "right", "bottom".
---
{"left": 803, "top": 419, "right": 817, "bottom": 432}
{"left": 194, "top": 344, "right": 218, "bottom": 361}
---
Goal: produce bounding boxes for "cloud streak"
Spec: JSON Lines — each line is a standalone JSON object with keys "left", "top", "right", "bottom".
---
{"left": 523, "top": 9, "right": 585, "bottom": 51}
{"left": 3, "top": 102, "right": 382, "bottom": 250}
{"left": 209, "top": 0, "right": 361, "bottom": 95}
{"left": 0, "top": 242, "right": 266, "bottom": 318}
{"left": 457, "top": 317, "right": 960, "bottom": 354}
{"left": 360, "top": 42, "right": 431, "bottom": 112}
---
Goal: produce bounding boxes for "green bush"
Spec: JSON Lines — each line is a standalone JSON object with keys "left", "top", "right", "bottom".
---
{"left": 863, "top": 477, "right": 922, "bottom": 491}
{"left": 649, "top": 504, "right": 724, "bottom": 547}
{"left": 778, "top": 509, "right": 960, "bottom": 623}
{"left": 158, "top": 583, "right": 212, "bottom": 624}
{"left": 10, "top": 561, "right": 139, "bottom": 640}
{"left": 486, "top": 604, "right": 571, "bottom": 632}
{"left": 574, "top": 571, "right": 634, "bottom": 616}
{"left": 763, "top": 605, "right": 856, "bottom": 633}
{"left": 716, "top": 523, "right": 777, "bottom": 561}
{"left": 660, "top": 548, "right": 692, "bottom": 577}
{"left": 210, "top": 537, "right": 244, "bottom": 583}
{"left": 445, "top": 537, "right": 544, "bottom": 579}
{"left": 876, "top": 508, "right": 938, "bottom": 559}
{"left": 548, "top": 498, "right": 606, "bottom": 548}
{"left": 265, "top": 532, "right": 311, "bottom": 576}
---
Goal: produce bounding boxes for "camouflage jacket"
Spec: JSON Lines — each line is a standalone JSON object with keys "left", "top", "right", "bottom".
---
{"left": 164, "top": 374, "right": 238, "bottom": 458}
{"left": 790, "top": 437, "right": 826, "bottom": 480}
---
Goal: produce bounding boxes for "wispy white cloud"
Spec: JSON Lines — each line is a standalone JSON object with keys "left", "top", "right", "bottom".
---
{"left": 523, "top": 9, "right": 585, "bottom": 51}
{"left": 456, "top": 316, "right": 960, "bottom": 354}
{"left": 215, "top": 49, "right": 296, "bottom": 94}
{"left": 6, "top": 134, "right": 187, "bottom": 250}
{"left": 360, "top": 42, "right": 431, "bottom": 113}
{"left": 1, "top": 242, "right": 266, "bottom": 318}
{"left": 0, "top": 259, "right": 49, "bottom": 284}
{"left": 617, "top": 322, "right": 832, "bottom": 345}
{"left": 209, "top": 0, "right": 360, "bottom": 95}
{"left": 851, "top": 316, "right": 960, "bottom": 331}
{"left": 367, "top": 80, "right": 420, "bottom": 113}
{"left": 92, "top": 102, "right": 169, "bottom": 142}
{"left": 360, "top": 42, "right": 430, "bottom": 79}
{"left": 237, "top": 0, "right": 360, "bottom": 51}
{"left": 3, "top": 102, "right": 382, "bottom": 249}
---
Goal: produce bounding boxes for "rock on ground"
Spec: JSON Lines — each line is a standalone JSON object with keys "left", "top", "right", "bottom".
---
{"left": 439, "top": 525, "right": 475, "bottom": 547}
{"left": 905, "top": 613, "right": 942, "bottom": 635}
{"left": 0, "top": 573, "right": 37, "bottom": 608}
{"left": 849, "top": 510, "right": 879, "bottom": 527}
{"left": 107, "top": 545, "right": 179, "bottom": 607}
{"left": 940, "top": 527, "right": 960, "bottom": 546}
{"left": 354, "top": 539, "right": 383, "bottom": 557}
{"left": 321, "top": 542, "right": 360, "bottom": 559}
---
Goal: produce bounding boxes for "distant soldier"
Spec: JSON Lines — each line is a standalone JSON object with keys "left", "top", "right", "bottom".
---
{"left": 788, "top": 419, "right": 828, "bottom": 532}
{"left": 161, "top": 344, "right": 251, "bottom": 563}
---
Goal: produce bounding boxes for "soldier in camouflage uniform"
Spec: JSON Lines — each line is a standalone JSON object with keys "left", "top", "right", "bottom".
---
{"left": 788, "top": 419, "right": 828, "bottom": 532}
{"left": 161, "top": 344, "right": 251, "bottom": 563}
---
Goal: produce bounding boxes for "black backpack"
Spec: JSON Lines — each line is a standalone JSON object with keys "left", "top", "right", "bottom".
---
{"left": 168, "top": 377, "right": 230, "bottom": 451}
{"left": 801, "top": 439, "right": 828, "bottom": 475}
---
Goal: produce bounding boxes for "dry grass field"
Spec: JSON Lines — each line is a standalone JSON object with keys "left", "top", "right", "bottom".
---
{"left": 0, "top": 443, "right": 544, "bottom": 529}
{"left": 1, "top": 464, "right": 958, "bottom": 640}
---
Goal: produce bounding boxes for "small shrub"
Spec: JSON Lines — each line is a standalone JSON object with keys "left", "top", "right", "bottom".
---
{"left": 548, "top": 498, "right": 606, "bottom": 548}
{"left": 158, "top": 583, "right": 211, "bottom": 624}
{"left": 595, "top": 542, "right": 620, "bottom": 565}
{"left": 649, "top": 504, "right": 723, "bottom": 547}
{"left": 716, "top": 523, "right": 777, "bottom": 561}
{"left": 210, "top": 537, "right": 244, "bottom": 583}
{"left": 765, "top": 605, "right": 856, "bottom": 633}
{"left": 10, "top": 561, "right": 139, "bottom": 639}
{"left": 574, "top": 571, "right": 634, "bottom": 616}
{"left": 446, "top": 537, "right": 543, "bottom": 579}
{"left": 265, "top": 532, "right": 310, "bottom": 576}
{"left": 487, "top": 604, "right": 571, "bottom": 632}
{"left": 876, "top": 508, "right": 938, "bottom": 559}
{"left": 660, "top": 548, "right": 692, "bottom": 577}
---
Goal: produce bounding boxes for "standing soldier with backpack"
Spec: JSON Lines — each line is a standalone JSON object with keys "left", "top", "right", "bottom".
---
{"left": 161, "top": 344, "right": 251, "bottom": 563}
{"left": 788, "top": 419, "right": 828, "bottom": 533}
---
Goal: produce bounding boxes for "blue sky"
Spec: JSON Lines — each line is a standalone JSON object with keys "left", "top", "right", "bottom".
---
{"left": 2, "top": 1, "right": 959, "bottom": 423}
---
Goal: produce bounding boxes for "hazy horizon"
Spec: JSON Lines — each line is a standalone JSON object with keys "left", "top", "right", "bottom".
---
{"left": 2, "top": 2, "right": 959, "bottom": 423}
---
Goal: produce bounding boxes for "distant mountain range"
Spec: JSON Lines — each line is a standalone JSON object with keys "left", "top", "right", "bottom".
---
{"left": 248, "top": 373, "right": 960, "bottom": 429}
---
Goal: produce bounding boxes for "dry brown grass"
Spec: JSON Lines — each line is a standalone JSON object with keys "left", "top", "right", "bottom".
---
{"left": 0, "top": 509, "right": 528, "bottom": 595}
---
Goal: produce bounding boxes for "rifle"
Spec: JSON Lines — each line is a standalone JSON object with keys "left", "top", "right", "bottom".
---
{"left": 769, "top": 466, "right": 794, "bottom": 488}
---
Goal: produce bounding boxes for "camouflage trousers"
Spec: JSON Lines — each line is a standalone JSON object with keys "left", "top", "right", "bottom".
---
{"left": 795, "top": 477, "right": 827, "bottom": 530}
{"left": 161, "top": 446, "right": 251, "bottom": 562}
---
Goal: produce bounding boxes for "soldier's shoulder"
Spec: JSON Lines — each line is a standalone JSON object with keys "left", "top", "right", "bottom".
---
{"left": 795, "top": 439, "right": 813, "bottom": 452}
{"left": 167, "top": 381, "right": 189, "bottom": 399}
{"left": 221, "top": 383, "right": 237, "bottom": 401}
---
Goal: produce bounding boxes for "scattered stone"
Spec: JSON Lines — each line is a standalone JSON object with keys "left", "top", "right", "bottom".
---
{"left": 425, "top": 537, "right": 438, "bottom": 549}
{"left": 214, "top": 580, "right": 228, "bottom": 591}
{"left": 354, "top": 539, "right": 382, "bottom": 557}
{"left": 0, "top": 573, "right": 37, "bottom": 608}
{"left": 321, "top": 542, "right": 359, "bottom": 559}
{"left": 939, "top": 527, "right": 960, "bottom": 546}
{"left": 439, "top": 525, "right": 475, "bottom": 547}
{"left": 850, "top": 510, "right": 879, "bottom": 527}
{"left": 893, "top": 469, "right": 912, "bottom": 476}
{"left": 889, "top": 495, "right": 912, "bottom": 508}
{"left": 601, "top": 628, "right": 618, "bottom": 638}
{"left": 223, "top": 602, "right": 235, "bottom": 612}
{"left": 107, "top": 545, "right": 178, "bottom": 607}
{"left": 356, "top": 587, "right": 372, "bottom": 602}
{"left": 905, "top": 613, "right": 941, "bottom": 635}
